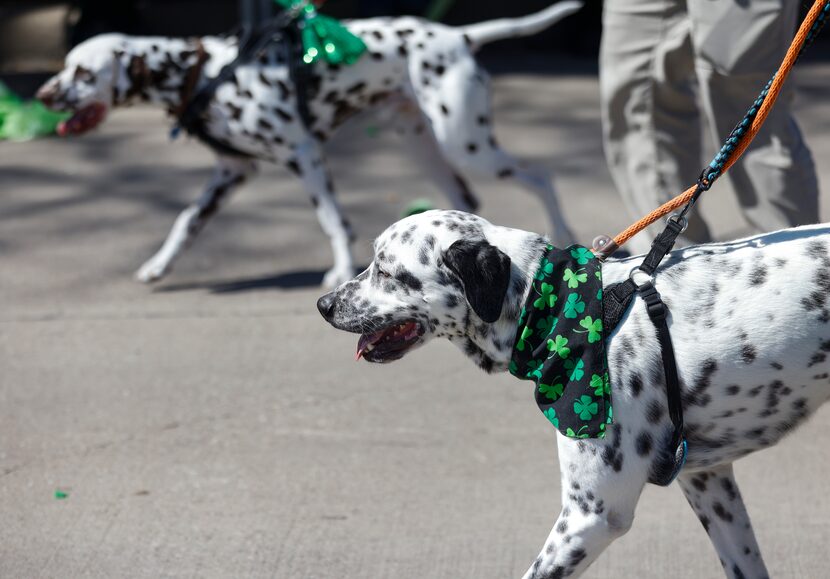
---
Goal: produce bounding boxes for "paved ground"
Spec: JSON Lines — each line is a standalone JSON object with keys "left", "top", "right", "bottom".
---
{"left": 2, "top": 59, "right": 830, "bottom": 579}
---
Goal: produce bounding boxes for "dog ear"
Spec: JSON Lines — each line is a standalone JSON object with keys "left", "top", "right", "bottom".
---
{"left": 443, "top": 239, "right": 512, "bottom": 323}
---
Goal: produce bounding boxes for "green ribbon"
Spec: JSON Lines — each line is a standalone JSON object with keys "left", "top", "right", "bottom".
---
{"left": 275, "top": 0, "right": 367, "bottom": 66}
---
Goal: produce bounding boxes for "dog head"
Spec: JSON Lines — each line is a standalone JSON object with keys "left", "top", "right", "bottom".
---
{"left": 35, "top": 34, "right": 135, "bottom": 135}
{"left": 36, "top": 34, "right": 200, "bottom": 136}
{"left": 317, "top": 210, "right": 546, "bottom": 372}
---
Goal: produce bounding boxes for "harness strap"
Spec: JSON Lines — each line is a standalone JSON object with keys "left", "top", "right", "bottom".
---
{"left": 172, "top": 9, "right": 315, "bottom": 157}
{"left": 602, "top": 216, "right": 689, "bottom": 486}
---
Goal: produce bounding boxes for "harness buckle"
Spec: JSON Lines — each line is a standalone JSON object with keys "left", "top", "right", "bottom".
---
{"left": 636, "top": 281, "right": 668, "bottom": 322}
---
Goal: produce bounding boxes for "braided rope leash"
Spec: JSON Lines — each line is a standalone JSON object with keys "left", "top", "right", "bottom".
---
{"left": 593, "top": 0, "right": 830, "bottom": 259}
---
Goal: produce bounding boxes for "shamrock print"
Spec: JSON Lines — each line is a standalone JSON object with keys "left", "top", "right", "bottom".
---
{"left": 547, "top": 335, "right": 571, "bottom": 359}
{"left": 516, "top": 326, "right": 533, "bottom": 351}
{"left": 563, "top": 267, "right": 588, "bottom": 289}
{"left": 590, "top": 373, "right": 610, "bottom": 397}
{"left": 535, "top": 259, "right": 554, "bottom": 281}
{"left": 539, "top": 381, "right": 564, "bottom": 400}
{"left": 509, "top": 244, "right": 613, "bottom": 441}
{"left": 543, "top": 407, "right": 560, "bottom": 428}
{"left": 535, "top": 315, "right": 558, "bottom": 338}
{"left": 578, "top": 316, "right": 603, "bottom": 343}
{"left": 518, "top": 306, "right": 527, "bottom": 326}
{"left": 565, "top": 425, "right": 591, "bottom": 439}
{"left": 574, "top": 395, "right": 599, "bottom": 420}
{"left": 570, "top": 247, "right": 595, "bottom": 265}
{"left": 563, "top": 293, "right": 585, "bottom": 319}
{"left": 533, "top": 283, "right": 557, "bottom": 310}
{"left": 564, "top": 358, "right": 585, "bottom": 381}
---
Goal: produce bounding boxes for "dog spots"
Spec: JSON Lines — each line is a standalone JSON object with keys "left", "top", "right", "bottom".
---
{"left": 741, "top": 344, "right": 757, "bottom": 364}
{"left": 440, "top": 103, "right": 450, "bottom": 116}
{"left": 628, "top": 373, "right": 643, "bottom": 397}
{"left": 646, "top": 399, "right": 664, "bottom": 424}
{"left": 498, "top": 168, "right": 514, "bottom": 179}
{"left": 749, "top": 261, "right": 767, "bottom": 286}
{"left": 635, "top": 431, "right": 653, "bottom": 457}
{"left": 712, "top": 502, "right": 733, "bottom": 523}
{"left": 721, "top": 477, "right": 738, "bottom": 501}
{"left": 601, "top": 425, "right": 624, "bottom": 472}
{"left": 285, "top": 159, "right": 302, "bottom": 176}
{"left": 726, "top": 385, "right": 741, "bottom": 395}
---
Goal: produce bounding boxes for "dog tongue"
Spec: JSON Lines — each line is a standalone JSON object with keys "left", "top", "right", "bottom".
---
{"left": 57, "top": 103, "right": 107, "bottom": 136}
{"left": 356, "top": 330, "right": 387, "bottom": 361}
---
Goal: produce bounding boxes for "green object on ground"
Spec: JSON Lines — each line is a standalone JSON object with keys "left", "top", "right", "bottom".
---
{"left": 54, "top": 490, "right": 69, "bottom": 500}
{"left": 275, "top": 0, "right": 367, "bottom": 66}
{"left": 0, "top": 81, "right": 69, "bottom": 142}
{"left": 403, "top": 199, "right": 435, "bottom": 217}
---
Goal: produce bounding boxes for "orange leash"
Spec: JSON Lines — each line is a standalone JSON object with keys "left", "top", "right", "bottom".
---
{"left": 594, "top": 0, "right": 830, "bottom": 259}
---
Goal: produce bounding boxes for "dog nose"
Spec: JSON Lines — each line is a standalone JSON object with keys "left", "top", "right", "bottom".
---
{"left": 317, "top": 292, "right": 336, "bottom": 320}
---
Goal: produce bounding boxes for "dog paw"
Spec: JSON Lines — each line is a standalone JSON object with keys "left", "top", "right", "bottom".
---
{"left": 135, "top": 259, "right": 170, "bottom": 284}
{"left": 322, "top": 267, "right": 354, "bottom": 289}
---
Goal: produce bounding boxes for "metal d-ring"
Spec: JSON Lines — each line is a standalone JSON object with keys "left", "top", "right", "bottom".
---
{"left": 667, "top": 213, "right": 688, "bottom": 233}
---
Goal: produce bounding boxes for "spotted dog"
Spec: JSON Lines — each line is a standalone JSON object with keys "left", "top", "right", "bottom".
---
{"left": 35, "top": 2, "right": 581, "bottom": 288}
{"left": 317, "top": 209, "right": 830, "bottom": 579}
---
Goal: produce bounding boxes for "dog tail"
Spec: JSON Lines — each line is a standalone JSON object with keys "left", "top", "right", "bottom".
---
{"left": 461, "top": 1, "right": 583, "bottom": 51}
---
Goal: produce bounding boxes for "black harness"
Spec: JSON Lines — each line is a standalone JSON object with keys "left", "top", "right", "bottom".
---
{"left": 603, "top": 217, "right": 688, "bottom": 486}
{"left": 171, "top": 8, "right": 314, "bottom": 158}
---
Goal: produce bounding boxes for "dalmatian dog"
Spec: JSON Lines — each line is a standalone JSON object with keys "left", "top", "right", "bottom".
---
{"left": 317, "top": 209, "right": 830, "bottom": 579}
{"left": 35, "top": 2, "right": 581, "bottom": 288}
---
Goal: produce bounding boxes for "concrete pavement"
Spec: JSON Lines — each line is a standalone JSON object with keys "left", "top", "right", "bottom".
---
{"left": 2, "top": 60, "right": 830, "bottom": 578}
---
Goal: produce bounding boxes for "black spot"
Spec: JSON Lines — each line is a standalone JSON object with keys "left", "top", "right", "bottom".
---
{"left": 721, "top": 478, "right": 738, "bottom": 501}
{"left": 466, "top": 142, "right": 478, "bottom": 153}
{"left": 285, "top": 159, "right": 302, "bottom": 176}
{"left": 741, "top": 344, "right": 757, "bottom": 364}
{"left": 646, "top": 400, "right": 664, "bottom": 424}
{"left": 395, "top": 268, "right": 422, "bottom": 291}
{"left": 712, "top": 502, "right": 733, "bottom": 522}
{"left": 628, "top": 373, "right": 643, "bottom": 397}
{"left": 498, "top": 168, "right": 514, "bottom": 179}
{"left": 726, "top": 385, "right": 740, "bottom": 395}
{"left": 440, "top": 103, "right": 449, "bottom": 116}
{"left": 749, "top": 262, "right": 767, "bottom": 286}
{"left": 770, "top": 362, "right": 783, "bottom": 370}
{"left": 635, "top": 431, "right": 652, "bottom": 456}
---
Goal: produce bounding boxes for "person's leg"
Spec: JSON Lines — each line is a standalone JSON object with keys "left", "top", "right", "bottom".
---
{"left": 601, "top": 0, "right": 712, "bottom": 254}
{"left": 690, "top": 0, "right": 819, "bottom": 233}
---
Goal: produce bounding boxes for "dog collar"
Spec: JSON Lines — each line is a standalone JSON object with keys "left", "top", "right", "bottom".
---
{"left": 509, "top": 245, "right": 613, "bottom": 439}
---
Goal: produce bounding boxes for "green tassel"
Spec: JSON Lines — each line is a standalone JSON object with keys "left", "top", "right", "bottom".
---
{"left": 275, "top": 0, "right": 367, "bottom": 66}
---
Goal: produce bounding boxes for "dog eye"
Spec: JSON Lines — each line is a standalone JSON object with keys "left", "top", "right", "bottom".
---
{"left": 73, "top": 67, "right": 94, "bottom": 83}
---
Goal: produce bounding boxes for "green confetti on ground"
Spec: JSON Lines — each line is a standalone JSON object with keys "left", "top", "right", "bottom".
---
{"left": 54, "top": 490, "right": 69, "bottom": 500}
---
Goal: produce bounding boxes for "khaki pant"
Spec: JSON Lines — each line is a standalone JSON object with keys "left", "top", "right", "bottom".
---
{"left": 601, "top": 0, "right": 819, "bottom": 253}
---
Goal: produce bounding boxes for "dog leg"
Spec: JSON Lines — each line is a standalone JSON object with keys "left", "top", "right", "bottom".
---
{"left": 391, "top": 107, "right": 480, "bottom": 212}
{"left": 136, "top": 156, "right": 257, "bottom": 283}
{"left": 678, "top": 464, "right": 770, "bottom": 579}
{"left": 292, "top": 140, "right": 356, "bottom": 288}
{"left": 521, "top": 426, "right": 647, "bottom": 579}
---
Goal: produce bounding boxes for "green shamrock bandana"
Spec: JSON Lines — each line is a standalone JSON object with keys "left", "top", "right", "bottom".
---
{"left": 509, "top": 245, "right": 613, "bottom": 439}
